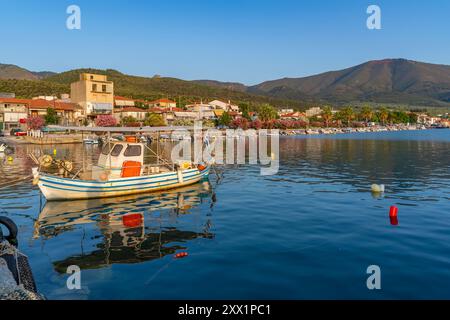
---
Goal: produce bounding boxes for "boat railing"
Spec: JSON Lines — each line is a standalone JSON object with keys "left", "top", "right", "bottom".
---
{"left": 37, "top": 157, "right": 186, "bottom": 181}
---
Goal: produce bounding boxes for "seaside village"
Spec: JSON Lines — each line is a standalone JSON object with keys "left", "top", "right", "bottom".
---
{"left": 0, "top": 73, "right": 449, "bottom": 140}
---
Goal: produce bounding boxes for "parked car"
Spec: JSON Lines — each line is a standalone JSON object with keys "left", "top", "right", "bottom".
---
{"left": 10, "top": 128, "right": 27, "bottom": 136}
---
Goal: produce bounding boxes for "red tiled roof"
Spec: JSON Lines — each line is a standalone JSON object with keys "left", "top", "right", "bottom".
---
{"left": 150, "top": 98, "right": 176, "bottom": 104}
{"left": 148, "top": 107, "right": 183, "bottom": 113}
{"left": 28, "top": 99, "right": 81, "bottom": 111}
{"left": 115, "top": 107, "right": 148, "bottom": 113}
{"left": 114, "top": 96, "right": 135, "bottom": 101}
{"left": 280, "top": 112, "right": 306, "bottom": 118}
{"left": 0, "top": 98, "right": 81, "bottom": 111}
{"left": 148, "top": 107, "right": 165, "bottom": 113}
{"left": 0, "top": 98, "right": 31, "bottom": 104}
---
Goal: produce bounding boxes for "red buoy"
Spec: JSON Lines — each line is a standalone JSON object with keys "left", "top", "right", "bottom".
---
{"left": 389, "top": 206, "right": 398, "bottom": 218}
{"left": 174, "top": 252, "right": 188, "bottom": 258}
{"left": 122, "top": 213, "right": 143, "bottom": 228}
{"left": 390, "top": 216, "right": 399, "bottom": 226}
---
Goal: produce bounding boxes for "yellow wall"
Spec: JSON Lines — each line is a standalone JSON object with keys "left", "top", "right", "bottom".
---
{"left": 70, "top": 73, "right": 114, "bottom": 116}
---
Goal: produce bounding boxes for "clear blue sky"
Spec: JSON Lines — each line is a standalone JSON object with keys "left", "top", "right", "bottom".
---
{"left": 1, "top": 0, "right": 449, "bottom": 84}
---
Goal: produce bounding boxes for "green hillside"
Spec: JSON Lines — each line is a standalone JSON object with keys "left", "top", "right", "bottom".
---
{"left": 44, "top": 69, "right": 313, "bottom": 109}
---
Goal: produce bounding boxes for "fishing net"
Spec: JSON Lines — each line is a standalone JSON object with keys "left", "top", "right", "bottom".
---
{"left": 0, "top": 240, "right": 44, "bottom": 300}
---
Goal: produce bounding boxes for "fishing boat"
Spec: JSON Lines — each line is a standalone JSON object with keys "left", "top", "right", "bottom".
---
{"left": 30, "top": 126, "right": 211, "bottom": 201}
{"left": 0, "top": 143, "right": 7, "bottom": 153}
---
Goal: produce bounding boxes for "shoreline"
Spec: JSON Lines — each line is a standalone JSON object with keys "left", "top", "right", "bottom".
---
{"left": 1, "top": 125, "right": 446, "bottom": 146}
{"left": 279, "top": 124, "right": 436, "bottom": 136}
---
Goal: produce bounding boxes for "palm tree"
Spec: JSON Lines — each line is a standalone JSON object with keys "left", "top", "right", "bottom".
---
{"left": 321, "top": 106, "right": 333, "bottom": 127}
{"left": 360, "top": 105, "right": 373, "bottom": 124}
{"left": 340, "top": 106, "right": 354, "bottom": 127}
{"left": 378, "top": 107, "right": 389, "bottom": 125}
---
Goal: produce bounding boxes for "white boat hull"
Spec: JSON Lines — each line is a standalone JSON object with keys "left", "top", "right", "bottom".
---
{"left": 36, "top": 167, "right": 210, "bottom": 201}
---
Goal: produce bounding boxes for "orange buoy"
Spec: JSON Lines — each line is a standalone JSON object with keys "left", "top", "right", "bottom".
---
{"left": 389, "top": 206, "right": 398, "bottom": 218}
{"left": 197, "top": 164, "right": 206, "bottom": 171}
{"left": 125, "top": 135, "right": 137, "bottom": 143}
{"left": 174, "top": 252, "right": 188, "bottom": 259}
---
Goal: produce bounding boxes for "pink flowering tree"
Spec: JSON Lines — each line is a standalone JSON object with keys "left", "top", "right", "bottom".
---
{"left": 26, "top": 116, "right": 45, "bottom": 130}
{"left": 95, "top": 115, "right": 117, "bottom": 127}
{"left": 251, "top": 119, "right": 262, "bottom": 130}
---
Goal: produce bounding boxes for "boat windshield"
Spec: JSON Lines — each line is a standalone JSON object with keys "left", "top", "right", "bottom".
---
{"left": 111, "top": 144, "right": 123, "bottom": 156}
{"left": 102, "top": 143, "right": 125, "bottom": 156}
{"left": 101, "top": 143, "right": 113, "bottom": 155}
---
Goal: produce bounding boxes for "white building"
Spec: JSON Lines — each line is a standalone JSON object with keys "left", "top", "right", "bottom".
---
{"left": 280, "top": 108, "right": 294, "bottom": 115}
{"left": 305, "top": 107, "right": 323, "bottom": 118}
{"left": 32, "top": 95, "right": 57, "bottom": 101}
{"left": 209, "top": 100, "right": 239, "bottom": 112}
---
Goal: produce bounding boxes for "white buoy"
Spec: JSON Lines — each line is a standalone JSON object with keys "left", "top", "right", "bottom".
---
{"left": 371, "top": 184, "right": 385, "bottom": 193}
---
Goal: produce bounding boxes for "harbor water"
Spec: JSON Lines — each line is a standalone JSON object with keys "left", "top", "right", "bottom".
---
{"left": 0, "top": 129, "right": 449, "bottom": 299}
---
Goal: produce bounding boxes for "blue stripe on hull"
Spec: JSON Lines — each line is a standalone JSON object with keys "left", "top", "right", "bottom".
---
{"left": 41, "top": 174, "right": 203, "bottom": 193}
{"left": 39, "top": 168, "right": 198, "bottom": 185}
{"left": 38, "top": 168, "right": 210, "bottom": 200}
{"left": 40, "top": 172, "right": 198, "bottom": 189}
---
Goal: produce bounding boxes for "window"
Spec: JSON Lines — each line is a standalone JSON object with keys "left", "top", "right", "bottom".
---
{"left": 101, "top": 143, "right": 112, "bottom": 155}
{"left": 124, "top": 145, "right": 141, "bottom": 157}
{"left": 102, "top": 85, "right": 107, "bottom": 92}
{"left": 110, "top": 144, "right": 124, "bottom": 157}
{"left": 92, "top": 84, "right": 97, "bottom": 92}
{"left": 90, "top": 75, "right": 94, "bottom": 80}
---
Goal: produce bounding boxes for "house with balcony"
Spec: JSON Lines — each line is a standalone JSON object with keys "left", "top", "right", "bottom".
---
{"left": 114, "top": 96, "right": 136, "bottom": 108}
{"left": 28, "top": 99, "right": 83, "bottom": 126}
{"left": 70, "top": 73, "right": 114, "bottom": 122}
{"left": 209, "top": 100, "right": 239, "bottom": 112}
{"left": 148, "top": 98, "right": 177, "bottom": 109}
{"left": 0, "top": 98, "right": 29, "bottom": 131}
{"left": 114, "top": 107, "right": 148, "bottom": 123}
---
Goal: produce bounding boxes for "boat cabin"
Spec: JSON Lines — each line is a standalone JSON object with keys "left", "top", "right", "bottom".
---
{"left": 92, "top": 140, "right": 174, "bottom": 180}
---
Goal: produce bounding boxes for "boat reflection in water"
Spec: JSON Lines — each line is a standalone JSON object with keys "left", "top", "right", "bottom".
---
{"left": 34, "top": 181, "right": 215, "bottom": 273}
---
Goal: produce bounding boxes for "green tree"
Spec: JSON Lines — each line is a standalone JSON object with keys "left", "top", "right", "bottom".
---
{"left": 337, "top": 106, "right": 354, "bottom": 127}
{"left": 173, "top": 119, "right": 194, "bottom": 126}
{"left": 239, "top": 102, "right": 252, "bottom": 120}
{"left": 359, "top": 105, "right": 373, "bottom": 124}
{"left": 218, "top": 111, "right": 232, "bottom": 126}
{"left": 408, "top": 112, "right": 418, "bottom": 123}
{"left": 321, "top": 106, "right": 333, "bottom": 127}
{"left": 144, "top": 113, "right": 166, "bottom": 126}
{"left": 258, "top": 104, "right": 278, "bottom": 121}
{"left": 44, "top": 108, "right": 59, "bottom": 125}
{"left": 378, "top": 107, "right": 389, "bottom": 125}
{"left": 121, "top": 115, "right": 138, "bottom": 126}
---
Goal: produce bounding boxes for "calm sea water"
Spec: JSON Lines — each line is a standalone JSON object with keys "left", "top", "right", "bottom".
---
{"left": 0, "top": 129, "right": 449, "bottom": 299}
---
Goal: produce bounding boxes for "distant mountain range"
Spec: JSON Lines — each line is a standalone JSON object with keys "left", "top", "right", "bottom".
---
{"left": 1, "top": 59, "right": 450, "bottom": 108}
{"left": 0, "top": 63, "right": 56, "bottom": 80}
